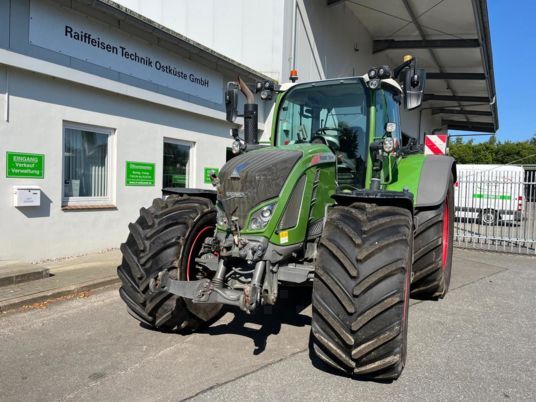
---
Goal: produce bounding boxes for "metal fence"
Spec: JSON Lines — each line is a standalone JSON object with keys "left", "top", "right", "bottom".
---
{"left": 454, "top": 166, "right": 536, "bottom": 254}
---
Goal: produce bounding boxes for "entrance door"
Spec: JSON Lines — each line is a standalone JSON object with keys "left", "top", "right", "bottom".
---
{"left": 163, "top": 139, "right": 193, "bottom": 188}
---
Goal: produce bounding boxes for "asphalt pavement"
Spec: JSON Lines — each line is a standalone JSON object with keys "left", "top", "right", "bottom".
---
{"left": 1, "top": 249, "right": 535, "bottom": 401}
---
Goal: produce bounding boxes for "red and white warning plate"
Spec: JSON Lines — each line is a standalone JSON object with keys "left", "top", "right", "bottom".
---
{"left": 424, "top": 134, "right": 448, "bottom": 155}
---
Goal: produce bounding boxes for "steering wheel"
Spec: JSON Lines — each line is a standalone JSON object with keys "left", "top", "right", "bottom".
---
{"left": 310, "top": 136, "right": 327, "bottom": 145}
{"left": 338, "top": 184, "right": 359, "bottom": 193}
{"left": 315, "top": 127, "right": 345, "bottom": 136}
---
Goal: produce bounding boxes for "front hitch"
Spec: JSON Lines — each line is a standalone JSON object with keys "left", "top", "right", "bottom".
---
{"left": 149, "top": 261, "right": 266, "bottom": 313}
{"left": 149, "top": 270, "right": 245, "bottom": 309}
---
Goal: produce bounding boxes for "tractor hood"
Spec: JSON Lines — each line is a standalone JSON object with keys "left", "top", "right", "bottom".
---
{"left": 218, "top": 149, "right": 302, "bottom": 228}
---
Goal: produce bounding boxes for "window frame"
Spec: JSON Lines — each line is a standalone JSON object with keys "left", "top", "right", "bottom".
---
{"left": 274, "top": 78, "right": 370, "bottom": 146}
{"left": 62, "top": 121, "right": 116, "bottom": 207}
{"left": 162, "top": 137, "right": 196, "bottom": 189}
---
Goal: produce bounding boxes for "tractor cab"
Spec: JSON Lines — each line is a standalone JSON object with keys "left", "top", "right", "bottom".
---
{"left": 273, "top": 77, "right": 405, "bottom": 189}
{"left": 226, "top": 56, "right": 425, "bottom": 192}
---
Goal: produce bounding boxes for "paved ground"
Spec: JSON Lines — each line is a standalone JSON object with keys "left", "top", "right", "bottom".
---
{"left": 1, "top": 249, "right": 535, "bottom": 401}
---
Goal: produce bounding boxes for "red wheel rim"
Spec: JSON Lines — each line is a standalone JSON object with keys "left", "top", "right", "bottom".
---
{"left": 441, "top": 198, "right": 449, "bottom": 269}
{"left": 186, "top": 226, "right": 214, "bottom": 281}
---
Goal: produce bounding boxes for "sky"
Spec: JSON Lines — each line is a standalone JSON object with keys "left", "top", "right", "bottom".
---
{"left": 458, "top": 0, "right": 536, "bottom": 143}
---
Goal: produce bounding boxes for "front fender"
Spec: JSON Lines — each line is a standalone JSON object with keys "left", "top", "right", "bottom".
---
{"left": 162, "top": 187, "right": 217, "bottom": 203}
{"left": 415, "top": 155, "right": 456, "bottom": 208}
{"left": 332, "top": 189, "right": 414, "bottom": 214}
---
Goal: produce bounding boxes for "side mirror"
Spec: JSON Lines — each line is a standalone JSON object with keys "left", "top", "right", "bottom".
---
{"left": 403, "top": 68, "right": 426, "bottom": 110}
{"left": 225, "top": 82, "right": 239, "bottom": 122}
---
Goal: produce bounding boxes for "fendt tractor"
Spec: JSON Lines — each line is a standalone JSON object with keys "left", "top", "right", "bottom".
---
{"left": 117, "top": 55, "right": 455, "bottom": 380}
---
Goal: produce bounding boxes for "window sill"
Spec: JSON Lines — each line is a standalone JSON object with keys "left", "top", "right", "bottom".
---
{"left": 62, "top": 204, "right": 117, "bottom": 211}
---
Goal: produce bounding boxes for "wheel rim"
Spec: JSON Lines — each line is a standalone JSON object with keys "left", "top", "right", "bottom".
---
{"left": 186, "top": 225, "right": 215, "bottom": 281}
{"left": 482, "top": 211, "right": 494, "bottom": 225}
{"left": 441, "top": 198, "right": 449, "bottom": 269}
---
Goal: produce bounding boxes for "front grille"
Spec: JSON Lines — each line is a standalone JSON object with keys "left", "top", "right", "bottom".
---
{"left": 218, "top": 149, "right": 302, "bottom": 228}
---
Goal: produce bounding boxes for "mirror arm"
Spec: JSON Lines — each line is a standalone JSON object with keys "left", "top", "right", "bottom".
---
{"left": 393, "top": 58, "right": 414, "bottom": 80}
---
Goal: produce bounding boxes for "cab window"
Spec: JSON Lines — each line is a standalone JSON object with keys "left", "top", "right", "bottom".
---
{"left": 275, "top": 80, "right": 370, "bottom": 188}
{"left": 374, "top": 90, "right": 389, "bottom": 138}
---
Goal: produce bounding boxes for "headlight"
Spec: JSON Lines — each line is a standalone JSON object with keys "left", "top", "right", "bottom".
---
{"left": 249, "top": 203, "right": 276, "bottom": 230}
{"left": 232, "top": 139, "right": 246, "bottom": 154}
{"left": 216, "top": 204, "right": 228, "bottom": 228}
{"left": 368, "top": 78, "right": 380, "bottom": 89}
{"left": 383, "top": 137, "right": 395, "bottom": 153}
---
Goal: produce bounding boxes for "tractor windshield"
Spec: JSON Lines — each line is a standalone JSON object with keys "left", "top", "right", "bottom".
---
{"left": 275, "top": 78, "right": 369, "bottom": 187}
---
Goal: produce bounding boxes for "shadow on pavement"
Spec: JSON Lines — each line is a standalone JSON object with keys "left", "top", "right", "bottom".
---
{"left": 200, "top": 285, "right": 312, "bottom": 355}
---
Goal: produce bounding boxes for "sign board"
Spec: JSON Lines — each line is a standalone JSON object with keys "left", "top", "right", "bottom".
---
{"left": 126, "top": 161, "right": 155, "bottom": 186}
{"left": 6, "top": 152, "right": 45, "bottom": 179}
{"left": 424, "top": 134, "right": 448, "bottom": 155}
{"left": 204, "top": 167, "right": 219, "bottom": 184}
{"left": 29, "top": 0, "right": 223, "bottom": 104}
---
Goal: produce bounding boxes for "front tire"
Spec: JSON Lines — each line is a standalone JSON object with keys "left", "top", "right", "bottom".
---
{"left": 310, "top": 203, "right": 412, "bottom": 380}
{"left": 117, "top": 195, "right": 222, "bottom": 331}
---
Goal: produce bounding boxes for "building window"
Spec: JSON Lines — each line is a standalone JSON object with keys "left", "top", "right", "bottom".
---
{"left": 163, "top": 139, "right": 193, "bottom": 188}
{"left": 63, "top": 123, "right": 114, "bottom": 206}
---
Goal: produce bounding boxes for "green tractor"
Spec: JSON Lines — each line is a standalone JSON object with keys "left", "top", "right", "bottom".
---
{"left": 117, "top": 56, "right": 455, "bottom": 380}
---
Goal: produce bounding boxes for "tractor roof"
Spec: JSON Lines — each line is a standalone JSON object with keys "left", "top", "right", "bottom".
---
{"left": 278, "top": 75, "right": 402, "bottom": 94}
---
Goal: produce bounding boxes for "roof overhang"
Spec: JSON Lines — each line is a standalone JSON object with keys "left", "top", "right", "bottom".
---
{"left": 333, "top": 0, "right": 498, "bottom": 133}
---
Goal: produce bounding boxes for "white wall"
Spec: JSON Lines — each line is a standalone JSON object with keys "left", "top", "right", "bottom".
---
{"left": 0, "top": 68, "right": 233, "bottom": 261}
{"left": 289, "top": 0, "right": 378, "bottom": 81}
{"left": 114, "top": 0, "right": 286, "bottom": 81}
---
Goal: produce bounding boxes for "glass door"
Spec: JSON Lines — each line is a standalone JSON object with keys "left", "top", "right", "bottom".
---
{"left": 163, "top": 139, "right": 193, "bottom": 188}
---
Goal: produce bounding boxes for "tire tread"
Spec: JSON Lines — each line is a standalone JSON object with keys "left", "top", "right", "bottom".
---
{"left": 310, "top": 202, "right": 412, "bottom": 380}
{"left": 117, "top": 195, "right": 216, "bottom": 330}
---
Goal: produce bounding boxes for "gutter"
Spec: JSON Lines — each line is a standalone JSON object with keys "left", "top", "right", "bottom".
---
{"left": 472, "top": 0, "right": 499, "bottom": 132}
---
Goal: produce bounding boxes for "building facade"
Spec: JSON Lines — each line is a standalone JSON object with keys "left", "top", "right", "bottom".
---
{"left": 1, "top": 0, "right": 494, "bottom": 261}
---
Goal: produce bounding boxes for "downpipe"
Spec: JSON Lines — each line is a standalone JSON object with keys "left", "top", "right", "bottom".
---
{"left": 238, "top": 77, "right": 258, "bottom": 145}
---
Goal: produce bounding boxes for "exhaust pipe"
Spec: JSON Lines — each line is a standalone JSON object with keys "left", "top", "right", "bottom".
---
{"left": 238, "top": 77, "right": 258, "bottom": 145}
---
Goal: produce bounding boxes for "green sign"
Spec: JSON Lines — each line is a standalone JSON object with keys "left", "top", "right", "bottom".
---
{"left": 204, "top": 167, "right": 219, "bottom": 184}
{"left": 126, "top": 161, "right": 155, "bottom": 186}
{"left": 473, "top": 193, "right": 511, "bottom": 200}
{"left": 6, "top": 152, "right": 45, "bottom": 179}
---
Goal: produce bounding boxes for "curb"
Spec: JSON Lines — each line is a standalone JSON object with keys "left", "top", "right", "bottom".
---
{"left": 0, "top": 267, "right": 50, "bottom": 287}
{"left": 0, "top": 277, "right": 120, "bottom": 314}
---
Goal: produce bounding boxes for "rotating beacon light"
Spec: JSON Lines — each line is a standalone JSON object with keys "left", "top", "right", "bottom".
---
{"left": 289, "top": 69, "right": 299, "bottom": 83}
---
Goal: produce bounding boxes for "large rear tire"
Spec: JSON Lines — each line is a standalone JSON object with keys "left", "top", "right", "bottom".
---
{"left": 310, "top": 203, "right": 412, "bottom": 380}
{"left": 117, "top": 195, "right": 222, "bottom": 331}
{"left": 411, "top": 176, "right": 454, "bottom": 299}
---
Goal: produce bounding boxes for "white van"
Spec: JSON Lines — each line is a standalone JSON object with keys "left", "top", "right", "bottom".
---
{"left": 455, "top": 164, "right": 525, "bottom": 225}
